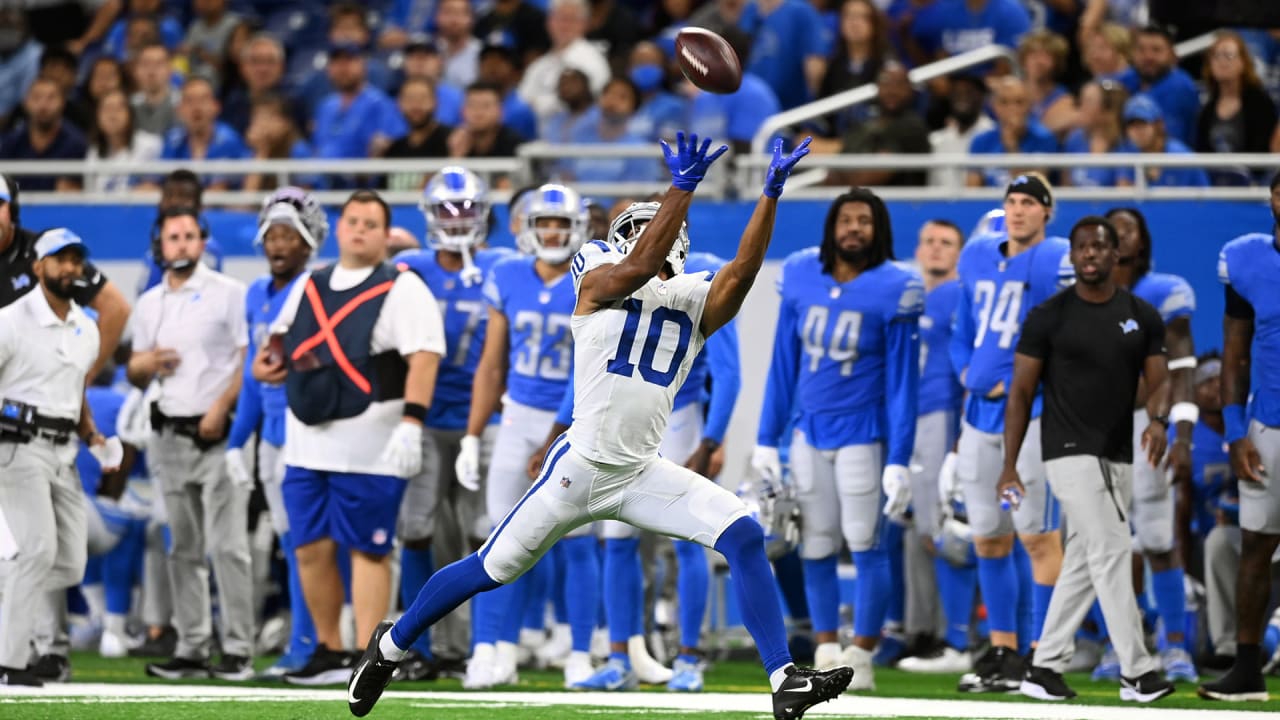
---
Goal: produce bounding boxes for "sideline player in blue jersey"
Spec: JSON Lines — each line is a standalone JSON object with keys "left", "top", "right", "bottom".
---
{"left": 949, "top": 174, "right": 1072, "bottom": 692}
{"left": 224, "top": 188, "right": 327, "bottom": 678}
{"left": 348, "top": 133, "right": 855, "bottom": 720}
{"left": 897, "top": 220, "right": 979, "bottom": 675}
{"left": 390, "top": 168, "right": 511, "bottom": 680}
{"left": 1199, "top": 175, "right": 1280, "bottom": 702}
{"left": 451, "top": 183, "right": 597, "bottom": 690}
{"left": 1101, "top": 206, "right": 1198, "bottom": 683}
{"left": 753, "top": 187, "right": 924, "bottom": 691}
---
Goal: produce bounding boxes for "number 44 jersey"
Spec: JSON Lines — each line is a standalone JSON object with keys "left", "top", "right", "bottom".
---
{"left": 568, "top": 240, "right": 712, "bottom": 466}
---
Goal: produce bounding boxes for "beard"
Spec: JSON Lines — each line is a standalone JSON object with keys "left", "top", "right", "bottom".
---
{"left": 45, "top": 276, "right": 78, "bottom": 300}
{"left": 833, "top": 237, "right": 871, "bottom": 266}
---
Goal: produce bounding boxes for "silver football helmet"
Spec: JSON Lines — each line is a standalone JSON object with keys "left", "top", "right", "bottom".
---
{"left": 970, "top": 208, "right": 1006, "bottom": 242}
{"left": 520, "top": 183, "right": 588, "bottom": 263}
{"left": 607, "top": 201, "right": 690, "bottom": 275}
{"left": 255, "top": 186, "right": 329, "bottom": 250}
{"left": 419, "top": 166, "right": 490, "bottom": 252}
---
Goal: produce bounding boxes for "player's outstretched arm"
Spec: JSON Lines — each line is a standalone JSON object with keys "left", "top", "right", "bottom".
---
{"left": 700, "top": 137, "right": 810, "bottom": 336}
{"left": 576, "top": 132, "right": 726, "bottom": 314}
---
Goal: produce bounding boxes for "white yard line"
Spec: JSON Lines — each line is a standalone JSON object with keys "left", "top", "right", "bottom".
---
{"left": 0, "top": 683, "right": 1272, "bottom": 720}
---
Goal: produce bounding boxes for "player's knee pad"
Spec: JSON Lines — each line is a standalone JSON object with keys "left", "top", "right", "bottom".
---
{"left": 1130, "top": 488, "right": 1174, "bottom": 554}
{"left": 798, "top": 519, "right": 842, "bottom": 560}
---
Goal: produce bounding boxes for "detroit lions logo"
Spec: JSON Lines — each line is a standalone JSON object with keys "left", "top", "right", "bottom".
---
{"left": 10, "top": 274, "right": 30, "bottom": 291}
{"left": 1119, "top": 319, "right": 1139, "bottom": 334}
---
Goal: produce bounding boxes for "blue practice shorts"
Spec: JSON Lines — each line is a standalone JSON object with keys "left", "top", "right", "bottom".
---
{"left": 282, "top": 466, "right": 408, "bottom": 556}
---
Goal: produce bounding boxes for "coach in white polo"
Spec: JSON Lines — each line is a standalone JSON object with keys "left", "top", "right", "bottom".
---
{"left": 0, "top": 229, "right": 121, "bottom": 687}
{"left": 127, "top": 206, "right": 255, "bottom": 681}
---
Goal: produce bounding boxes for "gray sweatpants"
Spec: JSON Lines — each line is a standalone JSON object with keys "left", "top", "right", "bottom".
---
{"left": 0, "top": 440, "right": 87, "bottom": 669}
{"left": 149, "top": 429, "right": 254, "bottom": 660}
{"left": 1203, "top": 524, "right": 1241, "bottom": 657}
{"left": 1035, "top": 455, "right": 1159, "bottom": 678}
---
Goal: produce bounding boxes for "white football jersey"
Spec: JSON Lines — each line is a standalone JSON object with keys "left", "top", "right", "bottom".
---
{"left": 567, "top": 240, "right": 712, "bottom": 466}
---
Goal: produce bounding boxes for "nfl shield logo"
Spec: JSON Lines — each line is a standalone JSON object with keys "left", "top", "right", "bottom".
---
{"left": 560, "top": 477, "right": 572, "bottom": 488}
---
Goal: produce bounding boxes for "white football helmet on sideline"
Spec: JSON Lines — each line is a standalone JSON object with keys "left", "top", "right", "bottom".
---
{"left": 254, "top": 186, "right": 329, "bottom": 250}
{"left": 520, "top": 184, "right": 588, "bottom": 263}
{"left": 970, "top": 208, "right": 1006, "bottom": 242}
{"left": 420, "top": 167, "right": 490, "bottom": 252}
{"left": 608, "top": 201, "right": 690, "bottom": 275}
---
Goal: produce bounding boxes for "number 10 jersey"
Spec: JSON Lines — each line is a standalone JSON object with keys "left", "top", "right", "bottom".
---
{"left": 568, "top": 239, "right": 711, "bottom": 466}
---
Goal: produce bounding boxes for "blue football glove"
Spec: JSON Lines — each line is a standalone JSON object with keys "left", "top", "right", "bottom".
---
{"left": 763, "top": 136, "right": 811, "bottom": 199}
{"left": 661, "top": 131, "right": 729, "bottom": 192}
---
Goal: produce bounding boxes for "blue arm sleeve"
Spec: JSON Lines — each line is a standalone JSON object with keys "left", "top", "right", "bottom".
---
{"left": 227, "top": 361, "right": 263, "bottom": 450}
{"left": 757, "top": 299, "right": 800, "bottom": 447}
{"left": 555, "top": 368, "right": 575, "bottom": 427}
{"left": 885, "top": 319, "right": 921, "bottom": 468}
{"left": 949, "top": 283, "right": 975, "bottom": 382}
{"left": 702, "top": 320, "right": 742, "bottom": 444}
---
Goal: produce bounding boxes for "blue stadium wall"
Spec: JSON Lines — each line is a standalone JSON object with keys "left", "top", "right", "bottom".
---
{"left": 29, "top": 198, "right": 1272, "bottom": 349}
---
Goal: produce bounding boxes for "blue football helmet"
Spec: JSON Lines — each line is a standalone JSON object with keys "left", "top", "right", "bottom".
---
{"left": 520, "top": 183, "right": 587, "bottom": 264}
{"left": 420, "top": 167, "right": 490, "bottom": 252}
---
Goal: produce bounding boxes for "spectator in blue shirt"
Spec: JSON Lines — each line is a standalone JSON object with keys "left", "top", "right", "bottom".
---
{"left": 910, "top": 0, "right": 1030, "bottom": 70}
{"left": 564, "top": 77, "right": 659, "bottom": 183}
{"left": 298, "top": 4, "right": 396, "bottom": 118}
{"left": 1119, "top": 25, "right": 1200, "bottom": 147}
{"left": 395, "top": 37, "right": 464, "bottom": 128}
{"left": 737, "top": 0, "right": 831, "bottom": 110}
{"left": 625, "top": 40, "right": 686, "bottom": 142}
{"left": 688, "top": 26, "right": 782, "bottom": 154}
{"left": 1081, "top": 22, "right": 1132, "bottom": 84}
{"left": 102, "top": 0, "right": 184, "bottom": 60}
{"left": 0, "top": 77, "right": 87, "bottom": 191}
{"left": 160, "top": 76, "right": 249, "bottom": 189}
{"left": 1018, "top": 29, "right": 1078, "bottom": 136}
{"left": 1115, "top": 94, "right": 1209, "bottom": 188}
{"left": 540, "top": 67, "right": 594, "bottom": 144}
{"left": 1062, "top": 79, "right": 1129, "bottom": 187}
{"left": 0, "top": 8, "right": 43, "bottom": 130}
{"left": 476, "top": 44, "right": 538, "bottom": 139}
{"left": 312, "top": 42, "right": 408, "bottom": 163}
{"left": 966, "top": 76, "right": 1059, "bottom": 187}
{"left": 220, "top": 34, "right": 300, "bottom": 137}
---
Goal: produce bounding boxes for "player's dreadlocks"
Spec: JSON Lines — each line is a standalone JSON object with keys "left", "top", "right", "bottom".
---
{"left": 820, "top": 187, "right": 895, "bottom": 275}
{"left": 1104, "top": 206, "right": 1153, "bottom": 279}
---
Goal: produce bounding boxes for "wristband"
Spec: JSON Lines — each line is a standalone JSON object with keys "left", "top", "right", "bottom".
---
{"left": 403, "top": 402, "right": 428, "bottom": 423}
{"left": 1169, "top": 401, "right": 1199, "bottom": 427}
{"left": 1168, "top": 356, "right": 1198, "bottom": 371}
{"left": 1223, "top": 403, "right": 1249, "bottom": 444}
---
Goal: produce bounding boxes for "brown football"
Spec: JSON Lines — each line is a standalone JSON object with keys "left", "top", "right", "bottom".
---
{"left": 675, "top": 27, "right": 743, "bottom": 94}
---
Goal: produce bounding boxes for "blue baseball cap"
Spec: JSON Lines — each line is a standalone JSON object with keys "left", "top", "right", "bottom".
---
{"left": 35, "top": 228, "right": 89, "bottom": 259}
{"left": 1123, "top": 95, "right": 1163, "bottom": 124}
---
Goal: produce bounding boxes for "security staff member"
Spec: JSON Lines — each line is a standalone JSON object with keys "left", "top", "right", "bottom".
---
{"left": 253, "top": 189, "right": 445, "bottom": 685}
{"left": 127, "top": 206, "right": 255, "bottom": 681}
{"left": 0, "top": 229, "right": 122, "bottom": 687}
{"left": 1001, "top": 216, "right": 1174, "bottom": 703}
{"left": 0, "top": 174, "right": 130, "bottom": 380}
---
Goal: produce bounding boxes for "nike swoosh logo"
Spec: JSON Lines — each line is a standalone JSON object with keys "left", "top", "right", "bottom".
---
{"left": 680, "top": 164, "right": 698, "bottom": 175}
{"left": 786, "top": 678, "right": 813, "bottom": 693}
{"left": 348, "top": 662, "right": 365, "bottom": 704}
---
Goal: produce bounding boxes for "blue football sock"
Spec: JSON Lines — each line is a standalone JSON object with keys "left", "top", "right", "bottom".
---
{"left": 471, "top": 587, "right": 499, "bottom": 646}
{"left": 1013, "top": 541, "right": 1033, "bottom": 654}
{"left": 714, "top": 517, "right": 791, "bottom": 675}
{"left": 524, "top": 550, "right": 552, "bottom": 632}
{"left": 392, "top": 553, "right": 500, "bottom": 652}
{"left": 802, "top": 556, "right": 840, "bottom": 634}
{"left": 604, "top": 538, "right": 642, "bottom": 644}
{"left": 881, "top": 522, "right": 905, "bottom": 626}
{"left": 103, "top": 522, "right": 145, "bottom": 615}
{"left": 772, "top": 550, "right": 809, "bottom": 621}
{"left": 400, "top": 546, "right": 435, "bottom": 657}
{"left": 935, "top": 557, "right": 975, "bottom": 651}
{"left": 852, "top": 549, "right": 890, "bottom": 640}
{"left": 551, "top": 543, "right": 569, "bottom": 625}
{"left": 500, "top": 567, "right": 538, "bottom": 643}
{"left": 674, "top": 540, "right": 708, "bottom": 650}
{"left": 1151, "top": 567, "right": 1187, "bottom": 648}
{"left": 280, "top": 532, "right": 316, "bottom": 657}
{"left": 609, "top": 651, "right": 632, "bottom": 669}
{"left": 561, "top": 535, "right": 599, "bottom": 653}
{"left": 976, "top": 554, "right": 1018, "bottom": 636}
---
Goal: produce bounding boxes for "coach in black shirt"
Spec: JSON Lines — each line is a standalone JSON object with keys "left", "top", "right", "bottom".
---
{"left": 0, "top": 173, "right": 130, "bottom": 379}
{"left": 1000, "top": 216, "right": 1175, "bottom": 704}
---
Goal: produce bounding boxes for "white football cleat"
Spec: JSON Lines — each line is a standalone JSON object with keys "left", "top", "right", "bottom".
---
{"left": 897, "top": 646, "right": 972, "bottom": 674}
{"left": 462, "top": 643, "right": 496, "bottom": 690}
{"left": 630, "top": 635, "right": 672, "bottom": 684}
{"left": 842, "top": 644, "right": 876, "bottom": 691}
{"left": 537, "top": 623, "right": 573, "bottom": 669}
{"left": 814, "top": 642, "right": 844, "bottom": 670}
{"left": 493, "top": 641, "right": 520, "bottom": 686}
{"left": 563, "top": 651, "right": 595, "bottom": 688}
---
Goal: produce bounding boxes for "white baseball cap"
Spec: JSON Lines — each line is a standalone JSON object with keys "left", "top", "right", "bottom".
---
{"left": 35, "top": 228, "right": 89, "bottom": 260}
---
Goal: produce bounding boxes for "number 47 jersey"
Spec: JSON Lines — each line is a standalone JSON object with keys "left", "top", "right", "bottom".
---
{"left": 568, "top": 240, "right": 711, "bottom": 467}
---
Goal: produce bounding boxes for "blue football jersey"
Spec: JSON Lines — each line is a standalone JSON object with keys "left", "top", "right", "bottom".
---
{"left": 398, "top": 248, "right": 510, "bottom": 429}
{"left": 76, "top": 386, "right": 125, "bottom": 495}
{"left": 228, "top": 273, "right": 304, "bottom": 449}
{"left": 1132, "top": 271, "right": 1195, "bottom": 325}
{"left": 1190, "top": 419, "right": 1235, "bottom": 534}
{"left": 759, "top": 248, "right": 923, "bottom": 466}
{"left": 950, "top": 234, "right": 1073, "bottom": 432}
{"left": 484, "top": 255, "right": 576, "bottom": 411}
{"left": 1219, "top": 233, "right": 1280, "bottom": 427}
{"left": 919, "top": 279, "right": 964, "bottom": 417}
{"left": 672, "top": 252, "right": 741, "bottom": 443}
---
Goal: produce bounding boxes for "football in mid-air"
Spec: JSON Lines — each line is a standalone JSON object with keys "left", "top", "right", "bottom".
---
{"left": 675, "top": 27, "right": 742, "bottom": 94}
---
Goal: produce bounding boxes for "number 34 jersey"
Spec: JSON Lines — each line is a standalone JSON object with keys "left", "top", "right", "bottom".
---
{"left": 568, "top": 240, "right": 711, "bottom": 466}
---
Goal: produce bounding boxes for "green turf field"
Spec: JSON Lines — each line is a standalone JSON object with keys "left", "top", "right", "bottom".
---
{"left": 0, "top": 652, "right": 1278, "bottom": 719}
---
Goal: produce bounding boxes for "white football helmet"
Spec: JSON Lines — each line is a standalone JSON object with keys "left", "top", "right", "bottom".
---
{"left": 255, "top": 186, "right": 329, "bottom": 250}
{"left": 520, "top": 183, "right": 587, "bottom": 263}
{"left": 607, "top": 201, "right": 690, "bottom": 275}
{"left": 970, "top": 208, "right": 1006, "bottom": 242}
{"left": 419, "top": 166, "right": 490, "bottom": 251}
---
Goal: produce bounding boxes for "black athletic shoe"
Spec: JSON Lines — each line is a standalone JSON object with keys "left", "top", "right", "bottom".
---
{"left": 392, "top": 650, "right": 438, "bottom": 682}
{"left": 210, "top": 654, "right": 254, "bottom": 681}
{"left": 349, "top": 621, "right": 399, "bottom": 718}
{"left": 958, "top": 646, "right": 1023, "bottom": 693}
{"left": 145, "top": 656, "right": 211, "bottom": 680}
{"left": 285, "top": 644, "right": 356, "bottom": 686}
{"left": 1198, "top": 663, "right": 1269, "bottom": 702}
{"left": 129, "top": 627, "right": 177, "bottom": 658}
{"left": 771, "top": 664, "right": 854, "bottom": 720}
{"left": 1020, "top": 665, "right": 1077, "bottom": 701}
{"left": 1121, "top": 670, "right": 1175, "bottom": 703}
{"left": 31, "top": 654, "right": 70, "bottom": 683}
{"left": 0, "top": 665, "right": 42, "bottom": 686}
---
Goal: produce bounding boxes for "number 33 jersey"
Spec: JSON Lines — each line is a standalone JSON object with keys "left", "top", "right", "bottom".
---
{"left": 568, "top": 240, "right": 712, "bottom": 466}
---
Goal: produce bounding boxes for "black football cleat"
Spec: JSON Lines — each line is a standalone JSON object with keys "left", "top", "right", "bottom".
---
{"left": 348, "top": 621, "right": 399, "bottom": 717}
{"left": 772, "top": 664, "right": 854, "bottom": 720}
